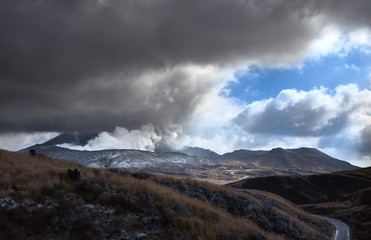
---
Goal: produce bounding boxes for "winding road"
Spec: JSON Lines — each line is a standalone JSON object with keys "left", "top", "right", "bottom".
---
{"left": 315, "top": 215, "right": 350, "bottom": 240}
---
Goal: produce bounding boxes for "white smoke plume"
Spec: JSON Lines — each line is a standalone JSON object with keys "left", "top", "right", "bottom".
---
{"left": 59, "top": 124, "right": 161, "bottom": 151}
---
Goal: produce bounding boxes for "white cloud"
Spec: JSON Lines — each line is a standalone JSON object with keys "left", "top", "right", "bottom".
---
{"left": 235, "top": 84, "right": 371, "bottom": 136}
{"left": 344, "top": 63, "right": 360, "bottom": 71}
{"left": 309, "top": 25, "right": 343, "bottom": 57}
{"left": 0, "top": 132, "right": 59, "bottom": 151}
{"left": 308, "top": 26, "right": 371, "bottom": 58}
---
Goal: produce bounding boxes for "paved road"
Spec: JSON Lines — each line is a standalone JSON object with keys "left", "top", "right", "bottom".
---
{"left": 315, "top": 215, "right": 350, "bottom": 240}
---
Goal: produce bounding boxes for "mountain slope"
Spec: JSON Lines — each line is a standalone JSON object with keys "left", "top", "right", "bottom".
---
{"left": 219, "top": 147, "right": 357, "bottom": 172}
{"left": 0, "top": 150, "right": 333, "bottom": 239}
{"left": 39, "top": 132, "right": 98, "bottom": 146}
{"left": 174, "top": 146, "right": 220, "bottom": 160}
{"left": 20, "top": 145, "right": 212, "bottom": 170}
{"left": 229, "top": 168, "right": 371, "bottom": 240}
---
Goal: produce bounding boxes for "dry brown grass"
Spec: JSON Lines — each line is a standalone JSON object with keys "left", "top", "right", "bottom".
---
{"left": 154, "top": 175, "right": 239, "bottom": 196}
{"left": 100, "top": 174, "right": 276, "bottom": 238}
{"left": 0, "top": 150, "right": 267, "bottom": 238}
{"left": 1, "top": 150, "right": 94, "bottom": 191}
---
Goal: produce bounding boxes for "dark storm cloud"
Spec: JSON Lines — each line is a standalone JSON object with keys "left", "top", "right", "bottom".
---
{"left": 234, "top": 101, "right": 349, "bottom": 137}
{"left": 318, "top": 0, "right": 371, "bottom": 28}
{"left": 0, "top": 0, "right": 370, "bottom": 133}
{"left": 0, "top": 0, "right": 321, "bottom": 83}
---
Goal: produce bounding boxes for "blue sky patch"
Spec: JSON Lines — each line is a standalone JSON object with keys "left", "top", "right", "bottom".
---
{"left": 226, "top": 49, "right": 371, "bottom": 103}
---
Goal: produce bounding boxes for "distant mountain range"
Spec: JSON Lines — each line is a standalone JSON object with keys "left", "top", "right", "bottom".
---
{"left": 21, "top": 132, "right": 358, "bottom": 182}
{"left": 218, "top": 147, "right": 356, "bottom": 173}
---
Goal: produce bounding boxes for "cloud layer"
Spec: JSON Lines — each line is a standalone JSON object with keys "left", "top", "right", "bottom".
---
{"left": 2, "top": 0, "right": 367, "bottom": 133}
{"left": 234, "top": 85, "right": 369, "bottom": 136}
{"left": 1, "top": 0, "right": 371, "bottom": 165}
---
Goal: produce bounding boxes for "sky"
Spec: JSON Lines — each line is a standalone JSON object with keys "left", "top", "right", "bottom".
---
{"left": 0, "top": 0, "right": 370, "bottom": 167}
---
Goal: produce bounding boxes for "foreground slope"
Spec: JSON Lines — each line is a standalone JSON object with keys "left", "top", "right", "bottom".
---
{"left": 229, "top": 168, "right": 371, "bottom": 240}
{"left": 0, "top": 150, "right": 332, "bottom": 240}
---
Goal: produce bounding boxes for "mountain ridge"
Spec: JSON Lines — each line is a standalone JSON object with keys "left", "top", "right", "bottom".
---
{"left": 39, "top": 132, "right": 99, "bottom": 147}
{"left": 20, "top": 133, "right": 358, "bottom": 182}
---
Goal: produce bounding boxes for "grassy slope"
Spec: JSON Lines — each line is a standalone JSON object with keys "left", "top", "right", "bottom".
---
{"left": 229, "top": 168, "right": 371, "bottom": 240}
{"left": 0, "top": 150, "right": 332, "bottom": 240}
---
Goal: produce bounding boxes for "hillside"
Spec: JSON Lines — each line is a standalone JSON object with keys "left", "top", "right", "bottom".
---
{"left": 229, "top": 168, "right": 371, "bottom": 240}
{"left": 0, "top": 150, "right": 333, "bottom": 239}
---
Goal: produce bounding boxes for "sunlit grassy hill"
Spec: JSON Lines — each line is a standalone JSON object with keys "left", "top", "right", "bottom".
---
{"left": 0, "top": 150, "right": 333, "bottom": 239}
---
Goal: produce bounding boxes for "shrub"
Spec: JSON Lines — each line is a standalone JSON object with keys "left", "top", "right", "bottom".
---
{"left": 29, "top": 149, "right": 36, "bottom": 156}
{"left": 74, "top": 179, "right": 105, "bottom": 203}
{"left": 69, "top": 215, "right": 103, "bottom": 240}
{"left": 359, "top": 189, "right": 371, "bottom": 205}
{"left": 67, "top": 169, "right": 81, "bottom": 182}
{"left": 131, "top": 172, "right": 153, "bottom": 179}
{"left": 92, "top": 168, "right": 100, "bottom": 176}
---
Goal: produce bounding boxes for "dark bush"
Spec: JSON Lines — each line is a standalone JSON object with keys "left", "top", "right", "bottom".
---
{"left": 359, "top": 189, "right": 371, "bottom": 205}
{"left": 131, "top": 172, "right": 153, "bottom": 179}
{"left": 29, "top": 149, "right": 36, "bottom": 156}
{"left": 92, "top": 168, "right": 100, "bottom": 176}
{"left": 69, "top": 215, "right": 103, "bottom": 240}
{"left": 67, "top": 169, "right": 81, "bottom": 182}
{"left": 0, "top": 209, "right": 27, "bottom": 240}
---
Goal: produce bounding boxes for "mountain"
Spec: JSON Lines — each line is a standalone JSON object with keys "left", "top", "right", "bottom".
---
{"left": 37, "top": 133, "right": 220, "bottom": 160}
{"left": 228, "top": 167, "right": 371, "bottom": 240}
{"left": 39, "top": 132, "right": 98, "bottom": 146}
{"left": 219, "top": 147, "right": 357, "bottom": 172}
{"left": 22, "top": 142, "right": 358, "bottom": 184}
{"left": 20, "top": 145, "right": 213, "bottom": 171}
{"left": 0, "top": 150, "right": 334, "bottom": 239}
{"left": 22, "top": 133, "right": 358, "bottom": 183}
{"left": 155, "top": 146, "right": 220, "bottom": 160}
